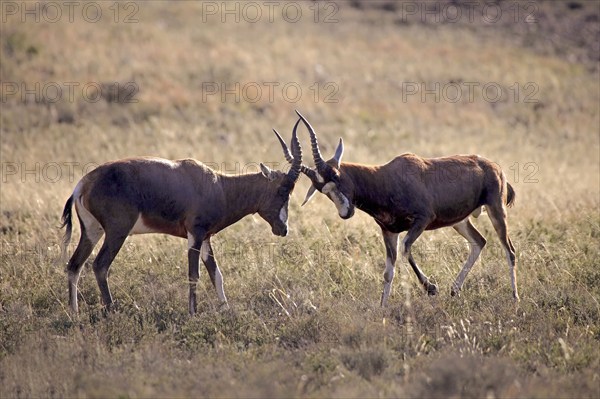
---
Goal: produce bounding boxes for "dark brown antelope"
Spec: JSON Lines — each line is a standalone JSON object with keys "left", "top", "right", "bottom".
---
{"left": 61, "top": 122, "right": 303, "bottom": 315}
{"left": 280, "top": 111, "right": 518, "bottom": 306}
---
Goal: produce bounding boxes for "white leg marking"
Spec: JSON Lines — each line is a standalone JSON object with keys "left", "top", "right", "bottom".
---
{"left": 200, "top": 240, "right": 210, "bottom": 262}
{"left": 68, "top": 270, "right": 81, "bottom": 287}
{"left": 381, "top": 257, "right": 395, "bottom": 306}
{"left": 69, "top": 196, "right": 103, "bottom": 315}
{"left": 505, "top": 250, "right": 513, "bottom": 269}
{"left": 506, "top": 248, "right": 519, "bottom": 300}
{"left": 400, "top": 236, "right": 410, "bottom": 258}
{"left": 214, "top": 266, "right": 227, "bottom": 303}
{"left": 487, "top": 209, "right": 519, "bottom": 300}
{"left": 451, "top": 220, "right": 483, "bottom": 294}
{"left": 187, "top": 232, "right": 195, "bottom": 250}
{"left": 201, "top": 239, "right": 227, "bottom": 304}
{"left": 68, "top": 271, "right": 80, "bottom": 313}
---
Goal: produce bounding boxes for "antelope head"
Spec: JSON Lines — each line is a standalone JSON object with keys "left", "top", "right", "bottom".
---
{"left": 275, "top": 111, "right": 355, "bottom": 219}
{"left": 259, "top": 123, "right": 304, "bottom": 236}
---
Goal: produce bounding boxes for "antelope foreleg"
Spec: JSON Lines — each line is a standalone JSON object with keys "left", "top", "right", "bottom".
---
{"left": 200, "top": 238, "right": 229, "bottom": 307}
{"left": 401, "top": 218, "right": 437, "bottom": 295}
{"left": 187, "top": 232, "right": 203, "bottom": 316}
{"left": 380, "top": 230, "right": 398, "bottom": 307}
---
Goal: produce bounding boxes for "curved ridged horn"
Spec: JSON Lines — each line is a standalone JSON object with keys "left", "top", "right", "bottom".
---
{"left": 295, "top": 110, "right": 326, "bottom": 171}
{"left": 302, "top": 185, "right": 317, "bottom": 206}
{"left": 273, "top": 119, "right": 317, "bottom": 180}
{"left": 272, "top": 120, "right": 299, "bottom": 164}
{"left": 287, "top": 124, "right": 302, "bottom": 182}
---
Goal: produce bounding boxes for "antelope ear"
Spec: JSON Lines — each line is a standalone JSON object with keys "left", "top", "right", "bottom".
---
{"left": 260, "top": 163, "right": 276, "bottom": 181}
{"left": 301, "top": 184, "right": 318, "bottom": 206}
{"left": 333, "top": 138, "right": 344, "bottom": 168}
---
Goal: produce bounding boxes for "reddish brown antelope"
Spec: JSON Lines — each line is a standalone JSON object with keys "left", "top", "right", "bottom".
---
{"left": 281, "top": 111, "right": 518, "bottom": 306}
{"left": 61, "top": 122, "right": 303, "bottom": 315}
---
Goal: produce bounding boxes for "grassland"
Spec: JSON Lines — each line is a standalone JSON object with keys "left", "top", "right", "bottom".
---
{"left": 1, "top": 1, "right": 599, "bottom": 397}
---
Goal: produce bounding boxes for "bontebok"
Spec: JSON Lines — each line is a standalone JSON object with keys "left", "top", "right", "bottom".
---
{"left": 61, "top": 121, "right": 303, "bottom": 315}
{"left": 284, "top": 111, "right": 518, "bottom": 306}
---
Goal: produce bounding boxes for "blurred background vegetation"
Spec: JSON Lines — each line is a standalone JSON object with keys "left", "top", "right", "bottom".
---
{"left": 1, "top": 1, "right": 598, "bottom": 397}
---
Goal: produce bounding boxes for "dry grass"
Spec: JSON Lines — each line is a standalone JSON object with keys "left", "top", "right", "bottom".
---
{"left": 1, "top": 1, "right": 599, "bottom": 398}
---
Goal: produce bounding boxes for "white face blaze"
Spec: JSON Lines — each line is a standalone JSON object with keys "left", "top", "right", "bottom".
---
{"left": 322, "top": 182, "right": 351, "bottom": 218}
{"left": 279, "top": 202, "right": 288, "bottom": 225}
{"left": 316, "top": 172, "right": 325, "bottom": 183}
{"left": 321, "top": 182, "right": 334, "bottom": 194}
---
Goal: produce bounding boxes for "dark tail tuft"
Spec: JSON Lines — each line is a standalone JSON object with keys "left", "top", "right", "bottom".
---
{"left": 506, "top": 183, "right": 516, "bottom": 208}
{"left": 60, "top": 195, "right": 74, "bottom": 260}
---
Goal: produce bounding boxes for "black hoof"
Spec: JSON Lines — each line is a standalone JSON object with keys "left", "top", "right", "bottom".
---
{"left": 427, "top": 283, "right": 438, "bottom": 296}
{"left": 450, "top": 289, "right": 459, "bottom": 297}
{"left": 102, "top": 300, "right": 119, "bottom": 316}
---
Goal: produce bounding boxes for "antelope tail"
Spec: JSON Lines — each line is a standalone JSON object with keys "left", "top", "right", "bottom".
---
{"left": 506, "top": 183, "right": 516, "bottom": 208}
{"left": 60, "top": 195, "right": 74, "bottom": 261}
